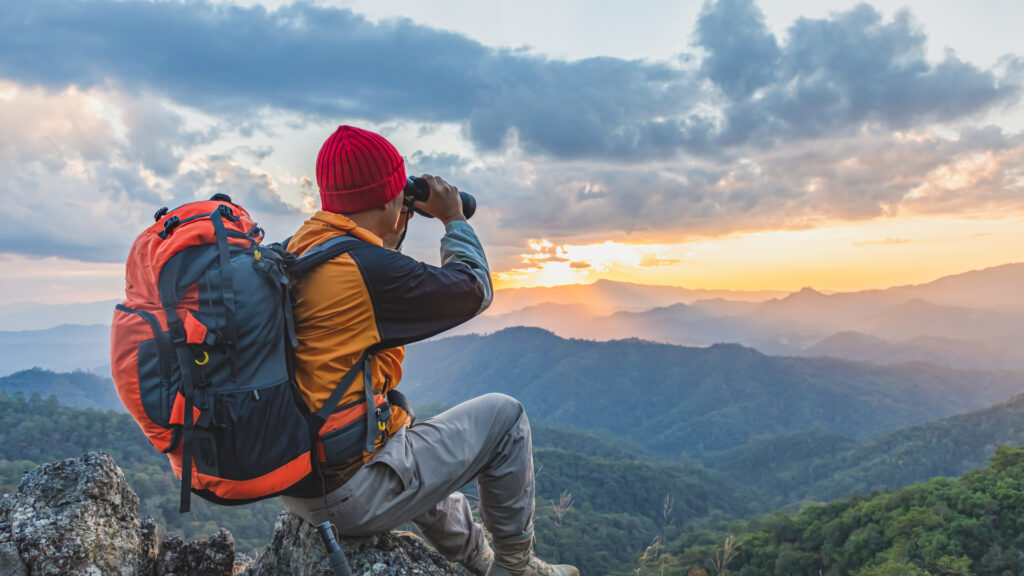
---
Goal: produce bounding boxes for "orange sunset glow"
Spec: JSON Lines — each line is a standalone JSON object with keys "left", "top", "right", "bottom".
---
{"left": 495, "top": 215, "right": 1024, "bottom": 292}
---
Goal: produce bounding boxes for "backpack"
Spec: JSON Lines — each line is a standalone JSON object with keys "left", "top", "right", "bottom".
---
{"left": 110, "top": 194, "right": 399, "bottom": 512}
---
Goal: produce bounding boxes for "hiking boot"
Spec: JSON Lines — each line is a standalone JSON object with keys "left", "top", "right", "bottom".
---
{"left": 463, "top": 544, "right": 494, "bottom": 576}
{"left": 487, "top": 526, "right": 579, "bottom": 576}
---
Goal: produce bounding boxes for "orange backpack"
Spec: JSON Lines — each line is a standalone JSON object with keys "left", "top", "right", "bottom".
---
{"left": 111, "top": 195, "right": 381, "bottom": 512}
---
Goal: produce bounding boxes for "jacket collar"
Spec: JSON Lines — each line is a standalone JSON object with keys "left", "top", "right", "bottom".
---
{"left": 308, "top": 210, "right": 384, "bottom": 247}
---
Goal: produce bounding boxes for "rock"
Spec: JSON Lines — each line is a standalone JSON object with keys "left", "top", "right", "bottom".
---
{"left": 140, "top": 517, "right": 160, "bottom": 576}
{"left": 2, "top": 452, "right": 146, "bottom": 575}
{"left": 0, "top": 452, "right": 461, "bottom": 576}
{"left": 157, "top": 528, "right": 236, "bottom": 576}
{"left": 0, "top": 541, "right": 28, "bottom": 576}
{"left": 244, "top": 512, "right": 460, "bottom": 576}
{"left": 0, "top": 452, "right": 236, "bottom": 576}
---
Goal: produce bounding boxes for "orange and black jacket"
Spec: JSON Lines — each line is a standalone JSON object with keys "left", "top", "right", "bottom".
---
{"left": 285, "top": 210, "right": 492, "bottom": 492}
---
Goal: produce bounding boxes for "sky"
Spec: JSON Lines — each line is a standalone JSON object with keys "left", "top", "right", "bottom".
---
{"left": 2, "top": 0, "right": 1024, "bottom": 304}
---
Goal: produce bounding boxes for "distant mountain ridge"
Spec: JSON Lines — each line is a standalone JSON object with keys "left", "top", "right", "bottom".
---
{"left": 401, "top": 327, "right": 1024, "bottom": 457}
{"left": 451, "top": 263, "right": 1024, "bottom": 363}
{"left": 486, "top": 262, "right": 1024, "bottom": 317}
{"left": 804, "top": 331, "right": 1024, "bottom": 370}
{"left": 0, "top": 299, "right": 118, "bottom": 331}
{"left": 486, "top": 279, "right": 785, "bottom": 315}
{"left": 0, "top": 324, "right": 111, "bottom": 376}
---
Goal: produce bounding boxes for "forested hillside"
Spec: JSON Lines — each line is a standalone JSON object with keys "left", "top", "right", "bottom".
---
{"left": 0, "top": 392, "right": 283, "bottom": 552}
{"left": 0, "top": 392, "right": 751, "bottom": 575}
{"left": 403, "top": 328, "right": 1024, "bottom": 457}
{"left": 707, "top": 392, "right": 1024, "bottom": 507}
{"left": 8, "top": 340, "right": 1024, "bottom": 573}
{"left": 0, "top": 368, "right": 121, "bottom": 410}
{"left": 631, "top": 446, "right": 1024, "bottom": 576}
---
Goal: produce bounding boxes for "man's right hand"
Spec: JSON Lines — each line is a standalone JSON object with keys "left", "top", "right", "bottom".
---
{"left": 416, "top": 174, "right": 466, "bottom": 225}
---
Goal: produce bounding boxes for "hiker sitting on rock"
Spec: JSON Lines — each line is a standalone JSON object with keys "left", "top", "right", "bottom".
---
{"left": 280, "top": 125, "right": 579, "bottom": 576}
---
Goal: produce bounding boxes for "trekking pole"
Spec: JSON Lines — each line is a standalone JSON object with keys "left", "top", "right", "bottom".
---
{"left": 315, "top": 521, "right": 353, "bottom": 576}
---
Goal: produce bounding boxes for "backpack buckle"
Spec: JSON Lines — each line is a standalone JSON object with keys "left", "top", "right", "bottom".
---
{"left": 217, "top": 204, "right": 238, "bottom": 222}
{"left": 158, "top": 215, "right": 181, "bottom": 239}
{"left": 153, "top": 206, "right": 169, "bottom": 222}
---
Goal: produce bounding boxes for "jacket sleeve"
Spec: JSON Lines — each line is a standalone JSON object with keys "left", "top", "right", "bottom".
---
{"left": 349, "top": 220, "right": 493, "bottom": 348}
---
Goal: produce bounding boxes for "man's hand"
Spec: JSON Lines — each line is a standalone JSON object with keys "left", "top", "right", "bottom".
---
{"left": 415, "top": 174, "right": 465, "bottom": 225}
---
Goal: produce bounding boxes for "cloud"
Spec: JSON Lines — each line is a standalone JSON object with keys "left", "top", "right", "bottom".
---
{"left": 569, "top": 261, "right": 592, "bottom": 269}
{"left": 853, "top": 237, "right": 911, "bottom": 247}
{"left": 424, "top": 124, "right": 1024, "bottom": 255}
{"left": 2, "top": 0, "right": 1024, "bottom": 273}
{"left": 638, "top": 254, "right": 682, "bottom": 267}
{"left": 0, "top": 82, "right": 303, "bottom": 261}
{"left": 698, "top": 0, "right": 1017, "bottom": 147}
{"left": 696, "top": 0, "right": 780, "bottom": 100}
{"left": 0, "top": 0, "right": 1014, "bottom": 161}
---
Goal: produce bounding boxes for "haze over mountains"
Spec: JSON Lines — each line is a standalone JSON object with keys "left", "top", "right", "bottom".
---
{"left": 0, "top": 299, "right": 119, "bottom": 331}
{"left": 485, "top": 280, "right": 785, "bottom": 315}
{"left": 450, "top": 262, "right": 1024, "bottom": 369}
{"left": 4, "top": 262, "right": 1023, "bottom": 375}
{"left": 0, "top": 324, "right": 110, "bottom": 377}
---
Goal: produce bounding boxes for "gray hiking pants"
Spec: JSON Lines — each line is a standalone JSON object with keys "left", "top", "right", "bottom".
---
{"left": 281, "top": 393, "right": 535, "bottom": 566}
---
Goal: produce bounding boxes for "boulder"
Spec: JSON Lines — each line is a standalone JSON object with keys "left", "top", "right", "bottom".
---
{"left": 0, "top": 452, "right": 150, "bottom": 575}
{"left": 0, "top": 452, "right": 460, "bottom": 576}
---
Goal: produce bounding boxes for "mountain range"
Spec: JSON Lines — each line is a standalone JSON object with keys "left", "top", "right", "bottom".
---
{"left": 448, "top": 263, "right": 1024, "bottom": 368}
{"left": 483, "top": 279, "right": 784, "bottom": 315}
{"left": 0, "top": 299, "right": 119, "bottom": 331}
{"left": 802, "top": 330, "right": 1024, "bottom": 370}
{"left": 400, "top": 327, "right": 1024, "bottom": 457}
{"left": 8, "top": 262, "right": 1024, "bottom": 373}
{"left": 0, "top": 324, "right": 111, "bottom": 376}
{"left": 7, "top": 321, "right": 1024, "bottom": 574}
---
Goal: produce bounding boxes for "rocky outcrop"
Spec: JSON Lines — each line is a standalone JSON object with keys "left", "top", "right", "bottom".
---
{"left": 155, "top": 528, "right": 238, "bottom": 576}
{"left": 245, "top": 513, "right": 458, "bottom": 576}
{"left": 0, "top": 452, "right": 460, "bottom": 576}
{"left": 0, "top": 452, "right": 153, "bottom": 576}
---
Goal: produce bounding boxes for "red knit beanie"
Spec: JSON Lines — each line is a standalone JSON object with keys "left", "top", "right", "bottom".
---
{"left": 316, "top": 125, "right": 406, "bottom": 214}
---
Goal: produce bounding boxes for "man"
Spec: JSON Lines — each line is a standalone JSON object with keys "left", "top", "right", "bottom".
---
{"left": 280, "top": 125, "right": 578, "bottom": 576}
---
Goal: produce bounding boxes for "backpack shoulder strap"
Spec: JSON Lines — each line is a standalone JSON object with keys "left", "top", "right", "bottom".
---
{"left": 287, "top": 235, "right": 363, "bottom": 275}
{"left": 287, "top": 234, "right": 390, "bottom": 455}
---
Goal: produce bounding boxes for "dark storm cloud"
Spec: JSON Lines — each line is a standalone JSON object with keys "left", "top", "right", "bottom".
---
{"left": 1, "top": 0, "right": 1014, "bottom": 160}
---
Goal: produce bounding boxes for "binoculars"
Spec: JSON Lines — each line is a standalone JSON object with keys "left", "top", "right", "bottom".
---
{"left": 402, "top": 176, "right": 476, "bottom": 220}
